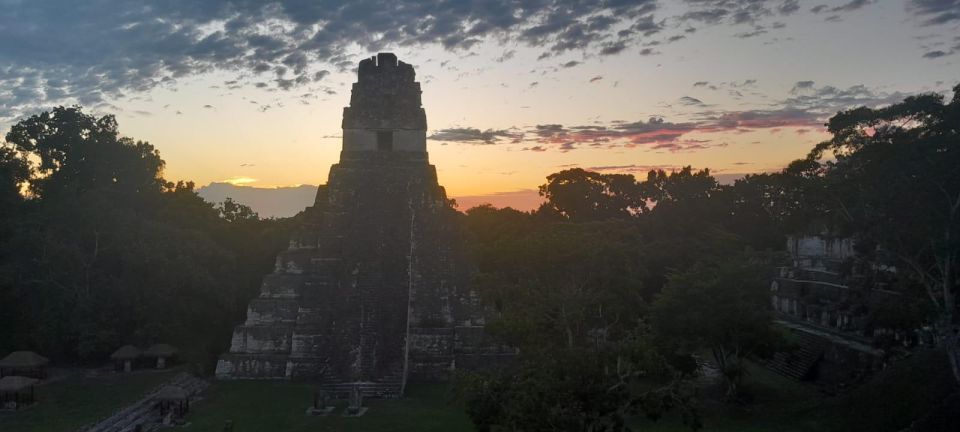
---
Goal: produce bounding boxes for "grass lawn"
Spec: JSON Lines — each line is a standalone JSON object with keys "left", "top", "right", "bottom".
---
{"left": 0, "top": 368, "right": 179, "bottom": 432}
{"left": 181, "top": 381, "right": 474, "bottom": 432}
{"left": 3, "top": 353, "right": 948, "bottom": 432}
{"left": 185, "top": 366, "right": 827, "bottom": 432}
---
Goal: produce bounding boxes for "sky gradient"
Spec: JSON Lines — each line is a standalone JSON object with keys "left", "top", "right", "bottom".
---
{"left": 1, "top": 0, "right": 958, "bottom": 211}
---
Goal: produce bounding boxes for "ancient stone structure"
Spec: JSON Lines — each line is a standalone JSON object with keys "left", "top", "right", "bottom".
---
{"left": 216, "top": 53, "right": 492, "bottom": 397}
{"left": 764, "top": 235, "right": 930, "bottom": 392}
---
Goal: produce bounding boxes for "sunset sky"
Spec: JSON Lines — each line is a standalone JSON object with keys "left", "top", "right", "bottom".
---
{"left": 1, "top": 0, "right": 958, "bottom": 210}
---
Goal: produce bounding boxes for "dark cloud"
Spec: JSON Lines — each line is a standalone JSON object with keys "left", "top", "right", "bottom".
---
{"left": 700, "top": 108, "right": 820, "bottom": 130}
{"left": 736, "top": 28, "right": 767, "bottom": 38}
{"left": 831, "top": 0, "right": 875, "bottom": 12}
{"left": 779, "top": 83, "right": 908, "bottom": 114}
{"left": 0, "top": 0, "right": 663, "bottom": 119}
{"left": 693, "top": 81, "right": 710, "bottom": 87}
{"left": 678, "top": 96, "right": 706, "bottom": 106}
{"left": 909, "top": 0, "right": 960, "bottom": 25}
{"left": 428, "top": 127, "right": 522, "bottom": 144}
{"left": 495, "top": 82, "right": 907, "bottom": 154}
{"left": 923, "top": 50, "right": 951, "bottom": 58}
{"left": 599, "top": 40, "right": 629, "bottom": 56}
{"left": 779, "top": 0, "right": 800, "bottom": 14}
{"left": 496, "top": 50, "right": 517, "bottom": 63}
{"left": 529, "top": 117, "right": 702, "bottom": 151}
{"left": 679, "top": 0, "right": 804, "bottom": 25}
{"left": 790, "top": 80, "right": 816, "bottom": 93}
{"left": 560, "top": 60, "right": 582, "bottom": 68}
{"left": 589, "top": 76, "right": 604, "bottom": 83}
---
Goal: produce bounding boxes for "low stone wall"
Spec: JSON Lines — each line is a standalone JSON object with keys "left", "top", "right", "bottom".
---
{"left": 215, "top": 354, "right": 290, "bottom": 379}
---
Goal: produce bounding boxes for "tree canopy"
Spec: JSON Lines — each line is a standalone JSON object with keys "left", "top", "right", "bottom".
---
{"left": 0, "top": 107, "right": 292, "bottom": 367}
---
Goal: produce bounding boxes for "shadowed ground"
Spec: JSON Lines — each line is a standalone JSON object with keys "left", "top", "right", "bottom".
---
{"left": 0, "top": 369, "right": 178, "bottom": 432}
{"left": 180, "top": 382, "right": 473, "bottom": 432}
{"left": 1, "top": 352, "right": 951, "bottom": 432}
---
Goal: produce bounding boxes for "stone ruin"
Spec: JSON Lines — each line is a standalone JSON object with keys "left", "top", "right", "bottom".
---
{"left": 215, "top": 53, "right": 499, "bottom": 397}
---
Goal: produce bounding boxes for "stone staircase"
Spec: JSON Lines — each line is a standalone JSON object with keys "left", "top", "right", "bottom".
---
{"left": 762, "top": 330, "right": 829, "bottom": 381}
{"left": 77, "top": 372, "right": 208, "bottom": 432}
{"left": 318, "top": 379, "right": 403, "bottom": 399}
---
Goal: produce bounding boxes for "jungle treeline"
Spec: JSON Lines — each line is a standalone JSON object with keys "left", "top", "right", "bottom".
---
{"left": 1, "top": 85, "right": 958, "bottom": 430}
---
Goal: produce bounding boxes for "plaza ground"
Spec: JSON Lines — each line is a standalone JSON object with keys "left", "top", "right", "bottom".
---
{"left": 1, "top": 352, "right": 953, "bottom": 432}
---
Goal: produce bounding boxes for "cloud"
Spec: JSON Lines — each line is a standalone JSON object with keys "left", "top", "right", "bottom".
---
{"left": 909, "top": 0, "right": 960, "bottom": 26}
{"left": 589, "top": 75, "right": 604, "bottom": 83}
{"left": 530, "top": 117, "right": 702, "bottom": 151}
{"left": 699, "top": 108, "right": 821, "bottom": 130}
{"left": 791, "top": 80, "right": 816, "bottom": 93}
{"left": 923, "top": 50, "right": 951, "bottom": 58}
{"left": 600, "top": 40, "right": 629, "bottom": 56}
{"left": 679, "top": 0, "right": 803, "bottom": 25}
{"left": 494, "top": 82, "right": 904, "bottom": 154}
{"left": 0, "top": 0, "right": 937, "bottom": 126}
{"left": 428, "top": 127, "right": 522, "bottom": 144}
{"left": 735, "top": 28, "right": 767, "bottom": 38}
{"left": 0, "top": 0, "right": 664, "bottom": 119}
{"left": 831, "top": 0, "right": 875, "bottom": 12}
{"left": 779, "top": 83, "right": 908, "bottom": 114}
{"left": 678, "top": 96, "right": 706, "bottom": 106}
{"left": 779, "top": 0, "right": 800, "bottom": 15}
{"left": 496, "top": 50, "right": 517, "bottom": 63}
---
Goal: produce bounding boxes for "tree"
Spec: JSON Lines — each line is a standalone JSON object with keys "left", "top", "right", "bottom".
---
{"left": 537, "top": 168, "right": 645, "bottom": 221}
{"left": 651, "top": 257, "right": 780, "bottom": 400}
{"left": 460, "top": 204, "right": 701, "bottom": 430}
{"left": 719, "top": 160, "right": 830, "bottom": 250}
{"left": 455, "top": 341, "right": 699, "bottom": 432}
{"left": 808, "top": 85, "right": 960, "bottom": 383}
{"left": 5, "top": 106, "right": 164, "bottom": 199}
{"left": 641, "top": 166, "right": 718, "bottom": 208}
{"left": 0, "top": 106, "right": 291, "bottom": 367}
{"left": 218, "top": 197, "right": 260, "bottom": 222}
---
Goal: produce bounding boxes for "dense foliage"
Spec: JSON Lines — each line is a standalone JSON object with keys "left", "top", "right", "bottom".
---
{"left": 0, "top": 107, "right": 293, "bottom": 369}
{"left": 456, "top": 86, "right": 960, "bottom": 429}
{"left": 457, "top": 166, "right": 787, "bottom": 429}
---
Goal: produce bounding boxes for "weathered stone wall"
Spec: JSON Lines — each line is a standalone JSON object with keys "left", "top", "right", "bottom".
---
{"left": 342, "top": 129, "right": 426, "bottom": 152}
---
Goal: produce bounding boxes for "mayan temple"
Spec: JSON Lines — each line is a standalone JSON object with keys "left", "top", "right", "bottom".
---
{"left": 215, "top": 53, "right": 492, "bottom": 397}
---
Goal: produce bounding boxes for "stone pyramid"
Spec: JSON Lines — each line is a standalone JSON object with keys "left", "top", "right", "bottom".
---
{"left": 215, "top": 53, "right": 496, "bottom": 397}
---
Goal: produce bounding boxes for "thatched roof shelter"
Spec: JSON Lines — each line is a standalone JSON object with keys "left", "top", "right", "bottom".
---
{"left": 0, "top": 376, "right": 39, "bottom": 393}
{"left": 144, "top": 344, "right": 178, "bottom": 358}
{"left": 110, "top": 345, "right": 142, "bottom": 360}
{"left": 156, "top": 385, "right": 187, "bottom": 401}
{"left": 0, "top": 351, "right": 49, "bottom": 369}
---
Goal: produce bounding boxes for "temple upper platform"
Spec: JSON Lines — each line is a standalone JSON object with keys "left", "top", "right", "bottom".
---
{"left": 341, "top": 53, "right": 427, "bottom": 155}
